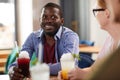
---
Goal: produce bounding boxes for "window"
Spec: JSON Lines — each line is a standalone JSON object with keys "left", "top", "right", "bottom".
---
{"left": 0, "top": 0, "right": 15, "bottom": 49}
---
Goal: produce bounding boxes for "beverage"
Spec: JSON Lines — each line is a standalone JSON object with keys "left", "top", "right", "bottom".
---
{"left": 17, "top": 51, "right": 30, "bottom": 77}
{"left": 60, "top": 53, "right": 75, "bottom": 80}
{"left": 30, "top": 63, "right": 50, "bottom": 80}
{"left": 17, "top": 58, "right": 30, "bottom": 77}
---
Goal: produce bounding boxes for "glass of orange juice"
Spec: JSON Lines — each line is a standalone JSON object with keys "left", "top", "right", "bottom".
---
{"left": 60, "top": 53, "right": 75, "bottom": 80}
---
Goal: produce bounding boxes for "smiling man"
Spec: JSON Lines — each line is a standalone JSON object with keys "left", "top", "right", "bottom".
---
{"left": 8, "top": 2, "right": 79, "bottom": 80}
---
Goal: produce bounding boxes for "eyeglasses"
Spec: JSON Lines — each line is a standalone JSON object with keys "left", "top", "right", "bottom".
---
{"left": 93, "top": 9, "right": 105, "bottom": 16}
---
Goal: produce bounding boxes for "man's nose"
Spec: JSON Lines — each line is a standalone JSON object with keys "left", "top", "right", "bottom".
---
{"left": 45, "top": 17, "right": 53, "bottom": 23}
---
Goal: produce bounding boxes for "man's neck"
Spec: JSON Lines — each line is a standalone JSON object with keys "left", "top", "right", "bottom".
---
{"left": 45, "top": 34, "right": 55, "bottom": 46}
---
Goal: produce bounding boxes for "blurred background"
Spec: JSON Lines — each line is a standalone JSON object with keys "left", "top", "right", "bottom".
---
{"left": 0, "top": 0, "right": 108, "bottom": 49}
{"left": 0, "top": 0, "right": 108, "bottom": 73}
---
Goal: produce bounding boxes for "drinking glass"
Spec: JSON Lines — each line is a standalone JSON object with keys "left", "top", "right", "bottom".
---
{"left": 60, "top": 54, "right": 75, "bottom": 80}
{"left": 30, "top": 63, "right": 50, "bottom": 80}
{"left": 17, "top": 58, "right": 30, "bottom": 77}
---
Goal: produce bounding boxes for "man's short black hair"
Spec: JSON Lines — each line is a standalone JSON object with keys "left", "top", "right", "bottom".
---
{"left": 43, "top": 2, "right": 63, "bottom": 18}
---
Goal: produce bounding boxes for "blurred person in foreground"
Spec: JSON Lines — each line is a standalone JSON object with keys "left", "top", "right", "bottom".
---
{"left": 8, "top": 2, "right": 79, "bottom": 80}
{"left": 58, "top": 0, "right": 120, "bottom": 79}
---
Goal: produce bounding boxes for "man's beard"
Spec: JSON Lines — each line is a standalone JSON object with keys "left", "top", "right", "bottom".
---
{"left": 43, "top": 29, "right": 58, "bottom": 36}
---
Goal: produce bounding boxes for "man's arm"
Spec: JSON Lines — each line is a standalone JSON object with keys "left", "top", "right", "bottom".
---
{"left": 48, "top": 63, "right": 61, "bottom": 76}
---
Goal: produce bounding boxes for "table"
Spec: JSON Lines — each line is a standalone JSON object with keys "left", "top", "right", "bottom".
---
{"left": 0, "top": 74, "right": 58, "bottom": 80}
{"left": 80, "top": 46, "right": 101, "bottom": 53}
{"left": 0, "top": 50, "right": 11, "bottom": 58}
{"left": 0, "top": 75, "right": 9, "bottom": 80}
{"left": 50, "top": 76, "right": 58, "bottom": 80}
{"left": 0, "top": 50, "right": 12, "bottom": 73}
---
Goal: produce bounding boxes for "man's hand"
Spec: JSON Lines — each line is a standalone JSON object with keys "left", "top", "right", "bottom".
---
{"left": 9, "top": 66, "right": 24, "bottom": 80}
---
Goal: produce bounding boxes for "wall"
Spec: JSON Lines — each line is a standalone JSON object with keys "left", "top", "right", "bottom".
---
{"left": 90, "top": 0, "right": 108, "bottom": 47}
{"left": 16, "top": 0, "right": 33, "bottom": 46}
{"left": 18, "top": 0, "right": 108, "bottom": 48}
{"left": 78, "top": 0, "right": 90, "bottom": 40}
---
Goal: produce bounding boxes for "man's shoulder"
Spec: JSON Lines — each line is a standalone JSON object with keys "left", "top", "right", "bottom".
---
{"left": 33, "top": 29, "right": 41, "bottom": 34}
{"left": 32, "top": 29, "right": 43, "bottom": 38}
{"left": 62, "top": 27, "right": 78, "bottom": 36}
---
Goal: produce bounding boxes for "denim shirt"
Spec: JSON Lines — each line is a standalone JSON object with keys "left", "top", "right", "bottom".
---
{"left": 10, "top": 26, "right": 79, "bottom": 75}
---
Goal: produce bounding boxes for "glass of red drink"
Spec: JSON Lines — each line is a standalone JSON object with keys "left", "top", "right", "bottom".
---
{"left": 17, "top": 58, "right": 30, "bottom": 77}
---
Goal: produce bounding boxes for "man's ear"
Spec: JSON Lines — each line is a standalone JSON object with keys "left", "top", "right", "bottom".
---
{"left": 61, "top": 18, "right": 64, "bottom": 25}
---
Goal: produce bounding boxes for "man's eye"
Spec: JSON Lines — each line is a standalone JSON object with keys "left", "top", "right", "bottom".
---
{"left": 42, "top": 16, "right": 46, "bottom": 19}
{"left": 51, "top": 16, "right": 55, "bottom": 19}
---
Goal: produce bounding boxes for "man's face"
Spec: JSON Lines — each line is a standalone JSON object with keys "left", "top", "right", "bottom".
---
{"left": 40, "top": 7, "right": 64, "bottom": 36}
{"left": 106, "top": 0, "right": 120, "bottom": 23}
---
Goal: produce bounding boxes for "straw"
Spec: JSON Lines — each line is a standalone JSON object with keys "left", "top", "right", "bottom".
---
{"left": 38, "top": 43, "right": 42, "bottom": 63}
{"left": 15, "top": 41, "right": 19, "bottom": 53}
{"left": 72, "top": 39, "right": 76, "bottom": 53}
{"left": 15, "top": 41, "right": 19, "bottom": 57}
{"left": 72, "top": 39, "right": 80, "bottom": 66}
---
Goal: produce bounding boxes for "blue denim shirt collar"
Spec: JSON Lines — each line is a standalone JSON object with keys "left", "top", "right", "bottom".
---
{"left": 34, "top": 26, "right": 63, "bottom": 63}
{"left": 36, "top": 26, "right": 63, "bottom": 40}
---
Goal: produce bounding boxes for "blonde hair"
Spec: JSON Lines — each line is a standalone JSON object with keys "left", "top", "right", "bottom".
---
{"left": 97, "top": 0, "right": 106, "bottom": 9}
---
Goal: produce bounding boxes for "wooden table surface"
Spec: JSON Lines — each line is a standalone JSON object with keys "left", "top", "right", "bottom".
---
{"left": 0, "top": 49, "right": 12, "bottom": 73}
{"left": 0, "top": 75, "right": 58, "bottom": 80}
{"left": 80, "top": 46, "right": 101, "bottom": 53}
{"left": 50, "top": 76, "right": 58, "bottom": 80}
